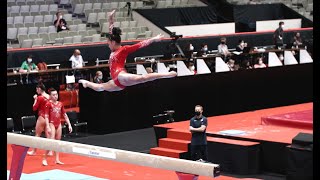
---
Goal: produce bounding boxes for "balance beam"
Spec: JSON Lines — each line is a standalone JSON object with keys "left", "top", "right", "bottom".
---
{"left": 7, "top": 133, "right": 220, "bottom": 177}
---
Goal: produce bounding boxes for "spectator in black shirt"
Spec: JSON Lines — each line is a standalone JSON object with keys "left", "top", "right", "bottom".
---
{"left": 273, "top": 21, "right": 284, "bottom": 49}
{"left": 236, "top": 39, "right": 247, "bottom": 52}
{"left": 54, "top": 12, "right": 69, "bottom": 32}
{"left": 189, "top": 105, "right": 208, "bottom": 162}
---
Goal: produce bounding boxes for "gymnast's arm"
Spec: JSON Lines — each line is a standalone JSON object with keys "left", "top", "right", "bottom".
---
{"left": 32, "top": 95, "right": 41, "bottom": 111}
{"left": 61, "top": 105, "right": 72, "bottom": 133}
{"left": 124, "top": 34, "right": 164, "bottom": 54}
{"left": 108, "top": 9, "right": 116, "bottom": 34}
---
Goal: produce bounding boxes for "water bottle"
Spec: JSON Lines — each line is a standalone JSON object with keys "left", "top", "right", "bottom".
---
{"left": 96, "top": 58, "right": 99, "bottom": 66}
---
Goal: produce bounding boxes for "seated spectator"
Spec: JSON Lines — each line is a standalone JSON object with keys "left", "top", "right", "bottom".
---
{"left": 201, "top": 43, "right": 208, "bottom": 54}
{"left": 236, "top": 39, "right": 247, "bottom": 52}
{"left": 226, "top": 59, "right": 237, "bottom": 71}
{"left": 19, "top": 55, "right": 39, "bottom": 73}
{"left": 184, "top": 43, "right": 194, "bottom": 59}
{"left": 291, "top": 32, "right": 303, "bottom": 48}
{"left": 241, "top": 60, "right": 253, "bottom": 70}
{"left": 93, "top": 71, "right": 104, "bottom": 84}
{"left": 69, "top": 49, "right": 84, "bottom": 69}
{"left": 19, "top": 55, "right": 39, "bottom": 84}
{"left": 187, "top": 61, "right": 196, "bottom": 74}
{"left": 254, "top": 57, "right": 267, "bottom": 69}
{"left": 54, "top": 12, "right": 69, "bottom": 33}
{"left": 235, "top": 39, "right": 248, "bottom": 65}
{"left": 197, "top": 44, "right": 208, "bottom": 57}
{"left": 218, "top": 37, "right": 231, "bottom": 61}
{"left": 145, "top": 67, "right": 154, "bottom": 74}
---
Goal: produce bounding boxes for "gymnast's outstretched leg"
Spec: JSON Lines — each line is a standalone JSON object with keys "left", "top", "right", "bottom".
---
{"left": 79, "top": 79, "right": 123, "bottom": 92}
{"left": 117, "top": 71, "right": 177, "bottom": 87}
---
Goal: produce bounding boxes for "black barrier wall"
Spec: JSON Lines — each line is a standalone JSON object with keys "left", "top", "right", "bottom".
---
{"left": 79, "top": 63, "right": 312, "bottom": 134}
{"left": 7, "top": 30, "right": 313, "bottom": 68}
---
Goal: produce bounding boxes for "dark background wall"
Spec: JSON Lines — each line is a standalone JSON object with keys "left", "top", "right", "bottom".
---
{"left": 79, "top": 63, "right": 312, "bottom": 134}
{"left": 7, "top": 29, "right": 313, "bottom": 68}
{"left": 7, "top": 83, "right": 60, "bottom": 130}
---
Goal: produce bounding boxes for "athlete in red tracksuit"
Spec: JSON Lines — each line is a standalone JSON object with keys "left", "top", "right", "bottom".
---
{"left": 27, "top": 83, "right": 51, "bottom": 156}
{"left": 42, "top": 88, "right": 72, "bottom": 166}
{"left": 79, "top": 10, "right": 177, "bottom": 92}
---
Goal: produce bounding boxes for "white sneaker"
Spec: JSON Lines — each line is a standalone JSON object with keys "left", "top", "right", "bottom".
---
{"left": 42, "top": 159, "right": 48, "bottom": 166}
{"left": 27, "top": 151, "right": 36, "bottom": 155}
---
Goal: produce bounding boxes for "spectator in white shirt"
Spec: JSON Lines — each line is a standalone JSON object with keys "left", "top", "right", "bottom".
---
{"left": 218, "top": 37, "right": 231, "bottom": 56}
{"left": 69, "top": 49, "right": 84, "bottom": 69}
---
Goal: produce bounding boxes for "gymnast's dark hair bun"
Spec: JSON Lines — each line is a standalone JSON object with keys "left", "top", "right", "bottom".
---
{"left": 109, "top": 27, "right": 122, "bottom": 43}
{"left": 36, "top": 82, "right": 46, "bottom": 91}
{"left": 112, "top": 27, "right": 122, "bottom": 36}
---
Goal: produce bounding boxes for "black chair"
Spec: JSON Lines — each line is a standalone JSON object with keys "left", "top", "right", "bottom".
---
{"left": 66, "top": 111, "right": 87, "bottom": 136}
{"left": 7, "top": 118, "right": 22, "bottom": 133}
{"left": 7, "top": 118, "right": 14, "bottom": 132}
{"left": 21, "top": 115, "right": 36, "bottom": 135}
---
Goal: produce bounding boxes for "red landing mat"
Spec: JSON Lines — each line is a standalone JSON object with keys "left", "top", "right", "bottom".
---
{"left": 261, "top": 110, "right": 313, "bottom": 129}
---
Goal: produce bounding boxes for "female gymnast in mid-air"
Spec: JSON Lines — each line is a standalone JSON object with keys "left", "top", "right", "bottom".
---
{"left": 79, "top": 10, "right": 177, "bottom": 91}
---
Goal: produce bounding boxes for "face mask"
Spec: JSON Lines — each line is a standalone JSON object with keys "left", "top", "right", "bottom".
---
{"left": 240, "top": 42, "right": 244, "bottom": 46}
{"left": 190, "top": 66, "right": 195, "bottom": 71}
{"left": 60, "top": 15, "right": 63, "bottom": 19}
{"left": 203, "top": 47, "right": 208, "bottom": 51}
{"left": 281, "top": 25, "right": 284, "bottom": 29}
{"left": 279, "top": 56, "right": 284, "bottom": 60}
{"left": 27, "top": 58, "right": 32, "bottom": 63}
{"left": 98, "top": 75, "right": 103, "bottom": 79}
{"left": 190, "top": 46, "right": 194, "bottom": 51}
{"left": 195, "top": 111, "right": 201, "bottom": 116}
{"left": 259, "top": 60, "right": 263, "bottom": 64}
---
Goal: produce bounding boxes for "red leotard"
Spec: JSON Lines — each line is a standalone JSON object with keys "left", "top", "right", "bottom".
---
{"left": 45, "top": 101, "right": 65, "bottom": 129}
{"left": 109, "top": 39, "right": 153, "bottom": 88}
{"left": 33, "top": 95, "right": 49, "bottom": 118}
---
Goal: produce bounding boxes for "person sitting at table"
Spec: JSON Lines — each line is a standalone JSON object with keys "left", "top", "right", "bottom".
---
{"left": 227, "top": 59, "right": 238, "bottom": 71}
{"left": 197, "top": 44, "right": 209, "bottom": 57}
{"left": 291, "top": 32, "right": 303, "bottom": 48}
{"left": 69, "top": 49, "right": 85, "bottom": 83}
{"left": 184, "top": 43, "right": 194, "bottom": 59}
{"left": 93, "top": 71, "right": 104, "bottom": 84}
{"left": 241, "top": 60, "right": 253, "bottom": 70}
{"left": 19, "top": 55, "right": 39, "bottom": 84}
{"left": 19, "top": 55, "right": 39, "bottom": 73}
{"left": 236, "top": 39, "right": 247, "bottom": 52}
{"left": 235, "top": 39, "right": 248, "bottom": 65}
{"left": 218, "top": 37, "right": 231, "bottom": 62}
{"left": 69, "top": 49, "right": 84, "bottom": 69}
{"left": 254, "top": 56, "right": 267, "bottom": 69}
